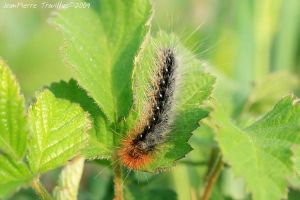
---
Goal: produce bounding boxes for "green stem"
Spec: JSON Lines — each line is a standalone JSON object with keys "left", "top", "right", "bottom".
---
{"left": 113, "top": 161, "right": 123, "bottom": 200}
{"left": 31, "top": 177, "right": 53, "bottom": 200}
{"left": 201, "top": 150, "right": 223, "bottom": 200}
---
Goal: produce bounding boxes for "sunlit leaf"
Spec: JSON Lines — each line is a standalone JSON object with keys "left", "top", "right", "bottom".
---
{"left": 0, "top": 153, "right": 31, "bottom": 197}
{"left": 0, "top": 59, "right": 31, "bottom": 197}
{"left": 27, "top": 90, "right": 91, "bottom": 174}
{"left": 244, "top": 71, "right": 299, "bottom": 116}
{"left": 49, "top": 79, "right": 113, "bottom": 159}
{"left": 51, "top": 0, "right": 152, "bottom": 122}
{"left": 212, "top": 96, "right": 300, "bottom": 200}
{"left": 0, "top": 59, "right": 28, "bottom": 160}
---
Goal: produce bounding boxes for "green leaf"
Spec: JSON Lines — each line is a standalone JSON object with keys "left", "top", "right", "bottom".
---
{"left": 48, "top": 79, "right": 114, "bottom": 159}
{"left": 294, "top": 146, "right": 300, "bottom": 177}
{"left": 288, "top": 188, "right": 300, "bottom": 200}
{"left": 0, "top": 59, "right": 31, "bottom": 197}
{"left": 51, "top": 0, "right": 152, "bottom": 122}
{"left": 243, "top": 71, "right": 299, "bottom": 116}
{"left": 289, "top": 146, "right": 300, "bottom": 190}
{"left": 0, "top": 59, "right": 28, "bottom": 160}
{"left": 27, "top": 90, "right": 91, "bottom": 174}
{"left": 126, "top": 188, "right": 177, "bottom": 200}
{"left": 212, "top": 96, "right": 300, "bottom": 200}
{"left": 127, "top": 32, "right": 215, "bottom": 172}
{"left": 0, "top": 154, "right": 31, "bottom": 197}
{"left": 124, "top": 172, "right": 177, "bottom": 200}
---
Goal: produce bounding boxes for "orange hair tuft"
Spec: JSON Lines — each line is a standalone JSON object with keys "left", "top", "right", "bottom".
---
{"left": 118, "top": 137, "right": 153, "bottom": 170}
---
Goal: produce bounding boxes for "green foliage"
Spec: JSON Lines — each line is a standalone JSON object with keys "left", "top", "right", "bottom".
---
{"left": 211, "top": 96, "right": 300, "bottom": 200}
{"left": 50, "top": 0, "right": 215, "bottom": 172}
{"left": 243, "top": 71, "right": 299, "bottom": 116}
{"left": 49, "top": 79, "right": 113, "bottom": 159}
{"left": 1, "top": 0, "right": 300, "bottom": 199}
{"left": 0, "top": 60, "right": 91, "bottom": 197}
{"left": 27, "top": 90, "right": 90, "bottom": 174}
{"left": 0, "top": 154, "right": 32, "bottom": 197}
{"left": 0, "top": 60, "right": 32, "bottom": 196}
{"left": 51, "top": 0, "right": 152, "bottom": 122}
{"left": 126, "top": 187, "right": 177, "bottom": 200}
{"left": 124, "top": 172, "right": 177, "bottom": 200}
{"left": 294, "top": 146, "right": 300, "bottom": 177}
{"left": 0, "top": 60, "right": 28, "bottom": 160}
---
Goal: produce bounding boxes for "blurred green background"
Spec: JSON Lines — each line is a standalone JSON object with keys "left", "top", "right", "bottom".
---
{"left": 0, "top": 0, "right": 300, "bottom": 199}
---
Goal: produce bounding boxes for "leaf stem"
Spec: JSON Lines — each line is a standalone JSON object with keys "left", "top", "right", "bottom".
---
{"left": 113, "top": 161, "right": 123, "bottom": 200}
{"left": 31, "top": 177, "right": 53, "bottom": 200}
{"left": 201, "top": 150, "right": 223, "bottom": 200}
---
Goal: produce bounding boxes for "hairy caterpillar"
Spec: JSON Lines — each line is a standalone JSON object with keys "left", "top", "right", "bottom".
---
{"left": 117, "top": 30, "right": 213, "bottom": 171}
{"left": 118, "top": 46, "right": 178, "bottom": 170}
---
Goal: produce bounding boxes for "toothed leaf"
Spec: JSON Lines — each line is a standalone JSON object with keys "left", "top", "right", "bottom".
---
{"left": 0, "top": 60, "right": 31, "bottom": 196}
{"left": 244, "top": 71, "right": 299, "bottom": 116}
{"left": 49, "top": 79, "right": 113, "bottom": 159}
{"left": 51, "top": 0, "right": 152, "bottom": 122}
{"left": 27, "top": 90, "right": 90, "bottom": 174}
{"left": 0, "top": 60, "right": 28, "bottom": 160}
{"left": 212, "top": 96, "right": 300, "bottom": 200}
{"left": 0, "top": 154, "right": 31, "bottom": 197}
